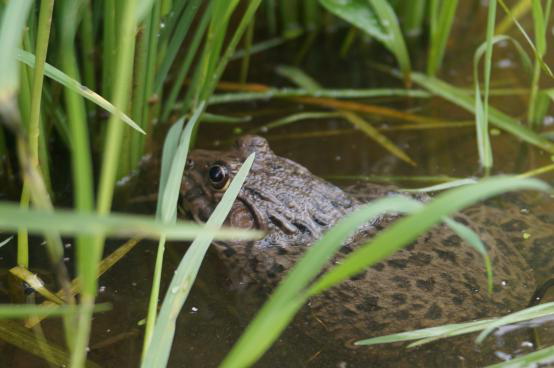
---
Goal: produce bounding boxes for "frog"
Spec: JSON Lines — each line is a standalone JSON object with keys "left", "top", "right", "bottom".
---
{"left": 180, "top": 135, "right": 551, "bottom": 355}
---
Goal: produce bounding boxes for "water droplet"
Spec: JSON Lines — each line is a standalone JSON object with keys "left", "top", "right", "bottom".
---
{"left": 160, "top": 22, "right": 166, "bottom": 29}
{"left": 171, "top": 286, "right": 180, "bottom": 293}
{"left": 191, "top": 306, "right": 198, "bottom": 313}
{"left": 64, "top": 243, "right": 72, "bottom": 248}
{"left": 522, "top": 232, "right": 531, "bottom": 240}
{"left": 501, "top": 280, "right": 507, "bottom": 286}
{"left": 99, "top": 286, "right": 106, "bottom": 293}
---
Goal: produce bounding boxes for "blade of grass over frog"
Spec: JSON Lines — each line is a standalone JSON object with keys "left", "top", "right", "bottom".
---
{"left": 442, "top": 218, "right": 493, "bottom": 294}
{"left": 0, "top": 0, "right": 32, "bottom": 101}
{"left": 142, "top": 153, "right": 255, "bottom": 368}
{"left": 201, "top": 112, "right": 251, "bottom": 123}
{"left": 476, "top": 302, "right": 554, "bottom": 344}
{"left": 208, "top": 88, "right": 430, "bottom": 104}
{"left": 144, "top": 107, "right": 202, "bottom": 354}
{"left": 16, "top": 49, "right": 144, "bottom": 134}
{"left": 413, "top": 301, "right": 554, "bottom": 348}
{"left": 159, "top": 105, "right": 203, "bottom": 223}
{"left": 410, "top": 72, "right": 554, "bottom": 153}
{"left": 307, "top": 177, "right": 550, "bottom": 297}
{"left": 404, "top": 178, "right": 478, "bottom": 193}
{"left": 486, "top": 344, "right": 554, "bottom": 367}
{"left": 250, "top": 112, "right": 342, "bottom": 134}
{"left": 221, "top": 196, "right": 424, "bottom": 368}
{"left": 0, "top": 304, "right": 110, "bottom": 319}
{"left": 427, "top": 0, "right": 459, "bottom": 76}
{"left": 341, "top": 111, "right": 416, "bottom": 166}
{"left": 0, "top": 320, "right": 102, "bottom": 368}
{"left": 356, "top": 318, "right": 495, "bottom": 346}
{"left": 0, "top": 203, "right": 261, "bottom": 241}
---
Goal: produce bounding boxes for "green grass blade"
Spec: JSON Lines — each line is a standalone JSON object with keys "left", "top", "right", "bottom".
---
{"left": 141, "top": 153, "right": 255, "bottom": 368}
{"left": 486, "top": 344, "right": 554, "bottom": 367}
{"left": 275, "top": 65, "right": 321, "bottom": 92}
{"left": 0, "top": 202, "right": 261, "bottom": 241}
{"left": 16, "top": 49, "right": 144, "bottom": 134}
{"left": 0, "top": 304, "right": 110, "bottom": 319}
{"left": 308, "top": 177, "right": 549, "bottom": 295}
{"left": 427, "top": 0, "right": 459, "bottom": 76}
{"left": 221, "top": 196, "right": 424, "bottom": 368}
{"left": 0, "top": 0, "right": 32, "bottom": 102}
{"left": 319, "top": 0, "right": 411, "bottom": 81}
{"left": 410, "top": 72, "right": 554, "bottom": 153}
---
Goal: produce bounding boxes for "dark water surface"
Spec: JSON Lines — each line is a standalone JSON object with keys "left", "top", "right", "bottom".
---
{"left": 3, "top": 1, "right": 554, "bottom": 367}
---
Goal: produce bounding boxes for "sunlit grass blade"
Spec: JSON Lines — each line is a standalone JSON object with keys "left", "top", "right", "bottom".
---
{"left": 0, "top": 0, "right": 32, "bottom": 102}
{"left": 16, "top": 49, "right": 144, "bottom": 134}
{"left": 0, "top": 202, "right": 261, "bottom": 241}
{"left": 141, "top": 153, "right": 255, "bottom": 368}
{"left": 10, "top": 266, "right": 65, "bottom": 304}
{"left": 201, "top": 112, "right": 251, "bottom": 123}
{"left": 410, "top": 72, "right": 554, "bottom": 153}
{"left": 275, "top": 65, "right": 320, "bottom": 92}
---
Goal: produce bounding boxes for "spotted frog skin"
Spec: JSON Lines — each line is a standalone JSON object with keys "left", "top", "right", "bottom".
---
{"left": 181, "top": 135, "right": 550, "bottom": 347}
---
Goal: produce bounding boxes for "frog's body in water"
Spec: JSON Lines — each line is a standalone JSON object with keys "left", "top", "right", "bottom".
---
{"left": 181, "top": 135, "right": 549, "bottom": 350}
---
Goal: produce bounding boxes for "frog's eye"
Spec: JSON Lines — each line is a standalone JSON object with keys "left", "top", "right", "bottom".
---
{"left": 208, "top": 164, "right": 229, "bottom": 190}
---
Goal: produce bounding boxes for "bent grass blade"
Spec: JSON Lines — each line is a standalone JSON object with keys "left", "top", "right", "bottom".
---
{"left": 221, "top": 177, "right": 550, "bottom": 368}
{"left": 141, "top": 153, "right": 255, "bottom": 368}
{"left": 16, "top": 49, "right": 144, "bottom": 134}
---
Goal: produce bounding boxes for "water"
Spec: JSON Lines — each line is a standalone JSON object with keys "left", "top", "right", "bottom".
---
{"left": 3, "top": 1, "right": 554, "bottom": 367}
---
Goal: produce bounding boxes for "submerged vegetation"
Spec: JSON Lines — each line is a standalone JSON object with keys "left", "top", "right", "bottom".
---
{"left": 0, "top": 0, "right": 554, "bottom": 367}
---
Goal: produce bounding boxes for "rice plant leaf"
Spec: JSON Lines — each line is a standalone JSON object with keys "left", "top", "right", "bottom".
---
{"left": 404, "top": 178, "right": 478, "bottom": 192}
{"left": 0, "top": 202, "right": 261, "bottom": 241}
{"left": 16, "top": 49, "right": 145, "bottom": 134}
{"left": 0, "top": 0, "right": 32, "bottom": 102}
{"left": 485, "top": 344, "right": 554, "bottom": 367}
{"left": 142, "top": 152, "right": 256, "bottom": 368}
{"left": 0, "top": 320, "right": 102, "bottom": 368}
{"left": 355, "top": 301, "right": 554, "bottom": 348}
{"left": 308, "top": 177, "right": 550, "bottom": 295}
{"left": 135, "top": 0, "right": 156, "bottom": 22}
{"left": 201, "top": 112, "right": 252, "bottom": 123}
{"left": 250, "top": 112, "right": 342, "bottom": 133}
{"left": 427, "top": 0, "right": 459, "bottom": 75}
{"left": 275, "top": 65, "right": 320, "bottom": 93}
{"left": 410, "top": 72, "right": 554, "bottom": 153}
{"left": 158, "top": 104, "right": 204, "bottom": 222}
{"left": 341, "top": 111, "right": 416, "bottom": 165}
{"left": 0, "top": 304, "right": 110, "bottom": 319}
{"left": 319, "top": 0, "right": 411, "bottom": 80}
{"left": 221, "top": 196, "right": 425, "bottom": 368}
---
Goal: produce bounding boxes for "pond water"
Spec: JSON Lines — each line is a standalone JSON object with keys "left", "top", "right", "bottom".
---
{"left": 3, "top": 1, "right": 554, "bottom": 367}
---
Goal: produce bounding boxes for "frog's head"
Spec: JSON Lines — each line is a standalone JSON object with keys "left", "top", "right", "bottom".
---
{"left": 181, "top": 135, "right": 355, "bottom": 247}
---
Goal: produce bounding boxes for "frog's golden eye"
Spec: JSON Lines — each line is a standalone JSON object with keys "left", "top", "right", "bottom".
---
{"left": 208, "top": 163, "right": 229, "bottom": 190}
